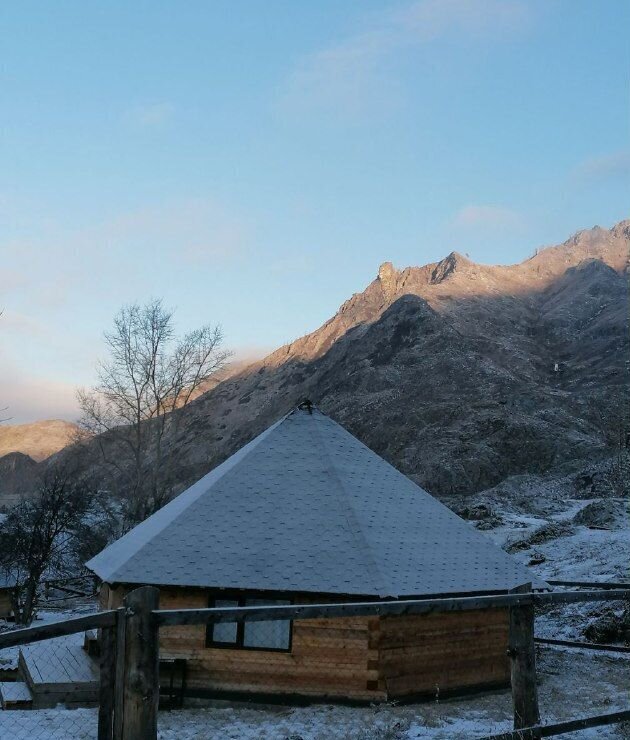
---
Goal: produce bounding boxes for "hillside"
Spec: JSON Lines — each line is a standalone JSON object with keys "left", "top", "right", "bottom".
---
{"left": 9, "top": 221, "right": 630, "bottom": 505}
{"left": 0, "top": 419, "right": 78, "bottom": 463}
{"left": 0, "top": 452, "right": 38, "bottom": 509}
{"left": 159, "top": 220, "right": 628, "bottom": 498}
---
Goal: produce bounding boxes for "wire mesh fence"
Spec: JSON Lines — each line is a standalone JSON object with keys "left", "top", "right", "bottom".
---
{"left": 153, "top": 593, "right": 630, "bottom": 740}
{"left": 0, "top": 587, "right": 629, "bottom": 739}
{"left": 156, "top": 607, "right": 515, "bottom": 740}
{"left": 0, "top": 629, "right": 100, "bottom": 739}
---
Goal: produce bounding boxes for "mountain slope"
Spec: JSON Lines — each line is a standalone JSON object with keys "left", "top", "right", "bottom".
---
{"left": 167, "top": 221, "right": 628, "bottom": 497}
{"left": 0, "top": 451, "right": 38, "bottom": 508}
{"left": 0, "top": 419, "right": 78, "bottom": 462}
{"left": 12, "top": 221, "right": 629, "bottom": 504}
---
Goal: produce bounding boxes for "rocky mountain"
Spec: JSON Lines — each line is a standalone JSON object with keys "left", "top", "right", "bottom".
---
{"left": 0, "top": 452, "right": 38, "bottom": 509}
{"left": 165, "top": 221, "right": 628, "bottom": 498}
{"left": 6, "top": 221, "right": 629, "bottom": 506}
{"left": 0, "top": 420, "right": 78, "bottom": 462}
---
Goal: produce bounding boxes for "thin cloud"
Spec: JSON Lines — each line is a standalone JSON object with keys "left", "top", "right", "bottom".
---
{"left": 269, "top": 253, "right": 316, "bottom": 276}
{"left": 452, "top": 204, "right": 523, "bottom": 231}
{"left": 1, "top": 375, "right": 79, "bottom": 424}
{"left": 124, "top": 101, "right": 175, "bottom": 129}
{"left": 103, "top": 197, "right": 248, "bottom": 264}
{"left": 280, "top": 0, "right": 533, "bottom": 119}
{"left": 0, "top": 309, "right": 47, "bottom": 337}
{"left": 394, "top": 0, "right": 531, "bottom": 38}
{"left": 0, "top": 196, "right": 250, "bottom": 423}
{"left": 3, "top": 196, "right": 248, "bottom": 297}
{"left": 572, "top": 150, "right": 630, "bottom": 184}
{"left": 0, "top": 269, "right": 27, "bottom": 294}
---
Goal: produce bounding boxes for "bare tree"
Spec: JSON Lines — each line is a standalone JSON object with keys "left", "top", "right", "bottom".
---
{"left": 0, "top": 468, "right": 97, "bottom": 625}
{"left": 77, "top": 299, "right": 231, "bottom": 523}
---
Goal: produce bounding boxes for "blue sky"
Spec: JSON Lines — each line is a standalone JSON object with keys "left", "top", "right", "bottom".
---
{"left": 1, "top": 0, "right": 629, "bottom": 423}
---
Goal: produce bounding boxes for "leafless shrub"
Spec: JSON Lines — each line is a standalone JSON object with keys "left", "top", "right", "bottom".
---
{"left": 0, "top": 466, "right": 98, "bottom": 625}
{"left": 77, "top": 299, "right": 231, "bottom": 524}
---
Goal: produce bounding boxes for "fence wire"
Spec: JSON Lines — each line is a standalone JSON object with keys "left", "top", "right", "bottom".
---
{"left": 0, "top": 630, "right": 99, "bottom": 739}
{"left": 1, "top": 596, "right": 629, "bottom": 739}
{"left": 153, "top": 601, "right": 630, "bottom": 740}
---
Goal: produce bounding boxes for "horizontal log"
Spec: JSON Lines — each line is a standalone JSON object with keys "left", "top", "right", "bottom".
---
{"left": 479, "top": 708, "right": 630, "bottom": 739}
{"left": 380, "top": 656, "right": 508, "bottom": 674}
{"left": 192, "top": 656, "right": 369, "bottom": 678}
{"left": 381, "top": 633, "right": 507, "bottom": 648}
{"left": 535, "top": 637, "right": 630, "bottom": 653}
{"left": 195, "top": 672, "right": 374, "bottom": 691}
{"left": 379, "top": 646, "right": 508, "bottom": 667}
{"left": 293, "top": 626, "right": 370, "bottom": 643}
{"left": 186, "top": 680, "right": 384, "bottom": 701}
{"left": 382, "top": 608, "right": 508, "bottom": 623}
{"left": 379, "top": 623, "right": 508, "bottom": 646}
{"left": 291, "top": 646, "right": 370, "bottom": 662}
{"left": 0, "top": 610, "right": 117, "bottom": 649}
{"left": 154, "top": 590, "right": 630, "bottom": 627}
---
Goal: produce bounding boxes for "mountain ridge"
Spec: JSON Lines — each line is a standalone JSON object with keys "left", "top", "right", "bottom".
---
{"left": 161, "top": 219, "right": 628, "bottom": 497}
{"left": 0, "top": 419, "right": 79, "bottom": 463}
{"left": 2, "top": 221, "right": 628, "bottom": 506}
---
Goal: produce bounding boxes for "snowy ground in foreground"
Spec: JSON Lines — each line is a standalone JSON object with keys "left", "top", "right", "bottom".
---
{"left": 1, "top": 648, "right": 628, "bottom": 739}
{"left": 1, "top": 474, "right": 628, "bottom": 738}
{"left": 0, "top": 603, "right": 97, "bottom": 671}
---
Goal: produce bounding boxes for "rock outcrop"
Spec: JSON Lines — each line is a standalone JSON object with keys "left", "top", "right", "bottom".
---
{"left": 12, "top": 221, "right": 630, "bottom": 504}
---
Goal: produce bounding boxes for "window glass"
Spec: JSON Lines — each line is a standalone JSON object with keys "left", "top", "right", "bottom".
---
{"left": 243, "top": 599, "right": 291, "bottom": 650}
{"left": 211, "top": 599, "right": 239, "bottom": 644}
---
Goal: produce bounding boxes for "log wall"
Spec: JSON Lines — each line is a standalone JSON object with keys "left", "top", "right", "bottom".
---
{"left": 377, "top": 608, "right": 510, "bottom": 698}
{"left": 157, "top": 587, "right": 382, "bottom": 701}
{"left": 100, "top": 584, "right": 510, "bottom": 701}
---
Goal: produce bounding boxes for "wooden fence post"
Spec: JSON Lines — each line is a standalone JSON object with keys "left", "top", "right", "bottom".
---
{"left": 98, "top": 624, "right": 116, "bottom": 740}
{"left": 508, "top": 583, "right": 540, "bottom": 736}
{"left": 121, "top": 586, "right": 160, "bottom": 740}
{"left": 113, "top": 607, "right": 126, "bottom": 740}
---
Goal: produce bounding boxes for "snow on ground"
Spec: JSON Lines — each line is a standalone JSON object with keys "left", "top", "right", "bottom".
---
{"left": 1, "top": 475, "right": 628, "bottom": 738}
{"left": 0, "top": 602, "right": 98, "bottom": 671}
{"left": 1, "top": 648, "right": 628, "bottom": 738}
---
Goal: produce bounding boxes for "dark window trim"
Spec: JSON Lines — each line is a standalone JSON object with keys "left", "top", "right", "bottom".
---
{"left": 205, "top": 592, "right": 293, "bottom": 653}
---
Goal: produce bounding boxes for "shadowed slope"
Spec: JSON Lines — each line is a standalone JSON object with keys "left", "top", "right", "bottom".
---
{"left": 17, "top": 221, "right": 629, "bottom": 504}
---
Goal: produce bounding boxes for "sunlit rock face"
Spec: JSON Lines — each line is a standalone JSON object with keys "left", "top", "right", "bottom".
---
{"left": 21, "top": 221, "right": 630, "bottom": 503}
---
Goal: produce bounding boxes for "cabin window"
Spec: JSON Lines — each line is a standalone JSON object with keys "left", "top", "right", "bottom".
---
{"left": 210, "top": 599, "right": 239, "bottom": 645}
{"left": 243, "top": 599, "right": 291, "bottom": 649}
{"left": 206, "top": 595, "right": 292, "bottom": 652}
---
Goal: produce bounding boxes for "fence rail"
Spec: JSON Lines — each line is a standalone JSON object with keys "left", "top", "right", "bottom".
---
{"left": 1, "top": 584, "right": 628, "bottom": 739}
{"left": 0, "top": 609, "right": 116, "bottom": 649}
{"left": 535, "top": 636, "right": 630, "bottom": 653}
{"left": 154, "top": 588, "right": 630, "bottom": 626}
{"left": 480, "top": 708, "right": 630, "bottom": 739}
{"left": 547, "top": 579, "right": 630, "bottom": 590}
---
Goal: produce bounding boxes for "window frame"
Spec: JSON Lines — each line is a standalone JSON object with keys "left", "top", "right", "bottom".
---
{"left": 205, "top": 592, "right": 293, "bottom": 653}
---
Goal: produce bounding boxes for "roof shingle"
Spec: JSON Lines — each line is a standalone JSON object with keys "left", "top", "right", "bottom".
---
{"left": 86, "top": 407, "right": 547, "bottom": 596}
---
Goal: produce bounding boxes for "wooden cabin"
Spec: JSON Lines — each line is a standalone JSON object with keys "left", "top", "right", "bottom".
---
{"left": 88, "top": 404, "right": 546, "bottom": 703}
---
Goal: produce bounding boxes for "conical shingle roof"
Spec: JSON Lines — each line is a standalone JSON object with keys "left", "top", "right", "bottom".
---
{"left": 87, "top": 406, "right": 546, "bottom": 597}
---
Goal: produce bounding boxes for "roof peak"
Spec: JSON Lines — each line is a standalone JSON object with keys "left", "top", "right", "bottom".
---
{"left": 87, "top": 407, "right": 547, "bottom": 597}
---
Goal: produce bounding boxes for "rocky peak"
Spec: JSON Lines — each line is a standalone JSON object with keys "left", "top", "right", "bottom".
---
{"left": 429, "top": 251, "right": 471, "bottom": 285}
{"left": 377, "top": 261, "right": 399, "bottom": 300}
{"left": 611, "top": 219, "right": 630, "bottom": 241}
{"left": 20, "top": 219, "right": 629, "bottom": 507}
